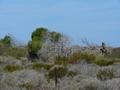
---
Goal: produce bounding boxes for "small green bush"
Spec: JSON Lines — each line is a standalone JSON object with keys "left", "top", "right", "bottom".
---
{"left": 68, "top": 52, "right": 81, "bottom": 64}
{"left": 51, "top": 31, "right": 62, "bottom": 42}
{"left": 80, "top": 52, "right": 96, "bottom": 63}
{"left": 48, "top": 65, "right": 67, "bottom": 79}
{"left": 4, "top": 65, "right": 23, "bottom": 72}
{"left": 28, "top": 40, "right": 42, "bottom": 54}
{"left": 0, "top": 35, "right": 12, "bottom": 47}
{"left": 94, "top": 58, "right": 115, "bottom": 66}
{"left": 55, "top": 56, "right": 69, "bottom": 65}
{"left": 31, "top": 27, "right": 48, "bottom": 41}
{"left": 67, "top": 71, "right": 78, "bottom": 77}
{"left": 110, "top": 48, "right": 120, "bottom": 58}
{"left": 68, "top": 52, "right": 96, "bottom": 64}
{"left": 0, "top": 47, "right": 27, "bottom": 59}
{"left": 84, "top": 83, "right": 97, "bottom": 90}
{"left": 96, "top": 68, "right": 115, "bottom": 81}
{"left": 19, "top": 82, "right": 34, "bottom": 90}
{"left": 48, "top": 65, "right": 68, "bottom": 86}
{"left": 32, "top": 63, "right": 53, "bottom": 71}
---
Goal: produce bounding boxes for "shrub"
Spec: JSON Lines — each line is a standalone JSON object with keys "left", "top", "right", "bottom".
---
{"left": 83, "top": 83, "right": 97, "bottom": 90}
{"left": 67, "top": 71, "right": 78, "bottom": 77}
{"left": 28, "top": 40, "right": 42, "bottom": 53}
{"left": 94, "top": 58, "right": 115, "bottom": 66}
{"left": 4, "top": 65, "right": 23, "bottom": 72}
{"left": 68, "top": 52, "right": 81, "bottom": 64}
{"left": 5, "top": 47, "right": 27, "bottom": 59}
{"left": 27, "top": 40, "right": 42, "bottom": 60}
{"left": 96, "top": 68, "right": 115, "bottom": 81}
{"left": 51, "top": 31, "right": 62, "bottom": 42}
{"left": 48, "top": 65, "right": 68, "bottom": 86}
{"left": 19, "top": 82, "right": 34, "bottom": 90}
{"left": 27, "top": 28, "right": 48, "bottom": 60}
{"left": 31, "top": 27, "right": 48, "bottom": 41}
{"left": 32, "top": 63, "right": 53, "bottom": 71}
{"left": 80, "top": 52, "right": 96, "bottom": 63}
{"left": 0, "top": 35, "right": 12, "bottom": 47}
{"left": 55, "top": 56, "right": 69, "bottom": 65}
{"left": 111, "top": 48, "right": 120, "bottom": 58}
{"left": 68, "top": 52, "right": 96, "bottom": 64}
{"left": 0, "top": 47, "right": 27, "bottom": 59}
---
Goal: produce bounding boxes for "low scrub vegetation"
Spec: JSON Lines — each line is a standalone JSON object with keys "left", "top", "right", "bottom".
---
{"left": 19, "top": 82, "right": 34, "bottom": 90}
{"left": 80, "top": 52, "right": 96, "bottom": 63}
{"left": 96, "top": 68, "right": 115, "bottom": 81}
{"left": 4, "top": 64, "right": 23, "bottom": 72}
{"left": 55, "top": 56, "right": 69, "bottom": 65}
{"left": 67, "top": 71, "right": 78, "bottom": 78}
{"left": 48, "top": 65, "right": 68, "bottom": 86}
{"left": 2, "top": 47, "right": 27, "bottom": 59}
{"left": 94, "top": 58, "right": 115, "bottom": 66}
{"left": 0, "top": 27, "right": 120, "bottom": 90}
{"left": 32, "top": 63, "right": 53, "bottom": 71}
{"left": 68, "top": 52, "right": 96, "bottom": 64}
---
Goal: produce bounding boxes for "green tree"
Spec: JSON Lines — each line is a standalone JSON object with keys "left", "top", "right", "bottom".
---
{"left": 28, "top": 27, "right": 48, "bottom": 59}
{"left": 0, "top": 35, "right": 12, "bottom": 47}
{"left": 51, "top": 31, "right": 62, "bottom": 42}
{"left": 28, "top": 40, "right": 42, "bottom": 53}
{"left": 31, "top": 27, "right": 48, "bottom": 41}
{"left": 28, "top": 27, "right": 63, "bottom": 60}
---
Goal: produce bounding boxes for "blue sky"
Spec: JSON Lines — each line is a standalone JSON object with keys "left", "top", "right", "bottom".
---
{"left": 0, "top": 0, "right": 120, "bottom": 47}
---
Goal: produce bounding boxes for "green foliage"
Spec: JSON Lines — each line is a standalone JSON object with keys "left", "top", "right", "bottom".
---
{"left": 84, "top": 83, "right": 97, "bottom": 90}
{"left": 110, "top": 48, "right": 120, "bottom": 59}
{"left": 0, "top": 35, "right": 12, "bottom": 47}
{"left": 48, "top": 65, "right": 67, "bottom": 86}
{"left": 68, "top": 52, "right": 96, "bottom": 64}
{"left": 80, "top": 52, "right": 96, "bottom": 63}
{"left": 0, "top": 47, "right": 27, "bottom": 59}
{"left": 0, "top": 35, "right": 27, "bottom": 59}
{"left": 28, "top": 27, "right": 49, "bottom": 58}
{"left": 48, "top": 65, "right": 67, "bottom": 79}
{"left": 4, "top": 65, "right": 23, "bottom": 72}
{"left": 31, "top": 27, "right": 61, "bottom": 43}
{"left": 19, "top": 82, "right": 34, "bottom": 90}
{"left": 67, "top": 71, "right": 78, "bottom": 78}
{"left": 96, "top": 68, "right": 115, "bottom": 81}
{"left": 51, "top": 31, "right": 61, "bottom": 42}
{"left": 28, "top": 40, "right": 42, "bottom": 53}
{"left": 68, "top": 52, "right": 81, "bottom": 64}
{"left": 55, "top": 56, "right": 69, "bottom": 65}
{"left": 94, "top": 57, "right": 115, "bottom": 66}
{"left": 28, "top": 27, "right": 63, "bottom": 60}
{"left": 32, "top": 63, "right": 53, "bottom": 71}
{"left": 1, "top": 35, "right": 12, "bottom": 47}
{"left": 0, "top": 41, "right": 3, "bottom": 47}
{"left": 11, "top": 47, "right": 27, "bottom": 59}
{"left": 68, "top": 52, "right": 117, "bottom": 66}
{"left": 31, "top": 27, "right": 48, "bottom": 41}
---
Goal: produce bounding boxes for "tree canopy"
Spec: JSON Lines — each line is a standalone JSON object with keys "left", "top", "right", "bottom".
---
{"left": 0, "top": 35, "right": 12, "bottom": 47}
